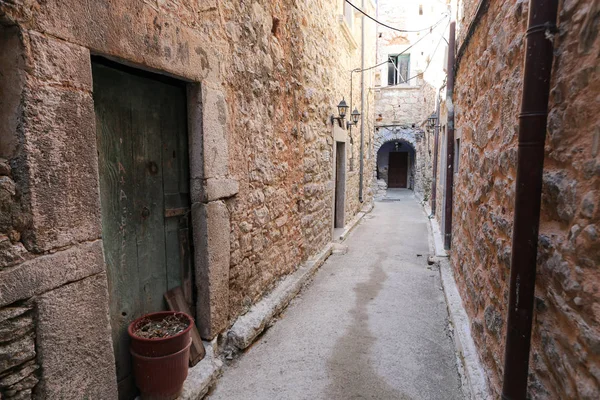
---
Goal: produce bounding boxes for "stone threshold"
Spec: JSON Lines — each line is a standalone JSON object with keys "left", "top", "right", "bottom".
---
{"left": 422, "top": 204, "right": 490, "bottom": 400}
{"left": 438, "top": 259, "right": 491, "bottom": 400}
{"left": 177, "top": 205, "right": 373, "bottom": 399}
{"left": 429, "top": 217, "right": 448, "bottom": 257}
{"left": 419, "top": 200, "right": 447, "bottom": 257}
{"left": 225, "top": 242, "right": 334, "bottom": 351}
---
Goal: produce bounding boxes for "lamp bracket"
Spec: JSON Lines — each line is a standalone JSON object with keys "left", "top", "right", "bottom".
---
{"left": 330, "top": 115, "right": 344, "bottom": 128}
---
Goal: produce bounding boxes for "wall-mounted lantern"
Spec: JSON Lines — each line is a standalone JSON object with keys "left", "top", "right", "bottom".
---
{"left": 331, "top": 98, "right": 349, "bottom": 127}
{"left": 347, "top": 108, "right": 361, "bottom": 129}
{"left": 427, "top": 113, "right": 438, "bottom": 130}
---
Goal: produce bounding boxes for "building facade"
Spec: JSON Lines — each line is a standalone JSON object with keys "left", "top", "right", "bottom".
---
{"left": 433, "top": 0, "right": 600, "bottom": 398}
{"left": 373, "top": 0, "right": 447, "bottom": 200}
{"left": 0, "top": 1, "right": 376, "bottom": 398}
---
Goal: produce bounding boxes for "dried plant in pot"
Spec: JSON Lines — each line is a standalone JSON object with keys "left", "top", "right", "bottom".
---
{"left": 128, "top": 311, "right": 193, "bottom": 400}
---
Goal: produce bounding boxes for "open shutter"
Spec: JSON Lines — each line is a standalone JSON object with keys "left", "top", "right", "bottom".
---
{"left": 398, "top": 54, "right": 410, "bottom": 83}
{"left": 387, "top": 56, "right": 396, "bottom": 85}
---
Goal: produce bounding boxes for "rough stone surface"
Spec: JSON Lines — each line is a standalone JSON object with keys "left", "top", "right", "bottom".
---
{"left": 0, "top": 301, "right": 38, "bottom": 400}
{"left": 203, "top": 178, "right": 240, "bottom": 203}
{"left": 20, "top": 83, "right": 101, "bottom": 252}
{"left": 194, "top": 201, "right": 231, "bottom": 339}
{"left": 1, "top": 0, "right": 376, "bottom": 327}
{"left": 0, "top": 26, "right": 25, "bottom": 159}
{"left": 375, "top": 85, "right": 437, "bottom": 127}
{"left": 222, "top": 0, "right": 377, "bottom": 329}
{"left": 178, "top": 345, "right": 223, "bottom": 400}
{"left": 202, "top": 85, "right": 230, "bottom": 179}
{"left": 226, "top": 243, "right": 332, "bottom": 351}
{"left": 441, "top": 0, "right": 600, "bottom": 398}
{"left": 0, "top": 0, "right": 378, "bottom": 395}
{"left": 373, "top": 126, "right": 435, "bottom": 200}
{"left": 36, "top": 273, "right": 117, "bottom": 400}
{"left": 0, "top": 241, "right": 104, "bottom": 307}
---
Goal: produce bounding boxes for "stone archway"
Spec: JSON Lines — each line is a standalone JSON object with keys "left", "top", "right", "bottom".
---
{"left": 373, "top": 126, "right": 425, "bottom": 195}
{"left": 376, "top": 139, "right": 416, "bottom": 189}
{"left": 373, "top": 126, "right": 421, "bottom": 155}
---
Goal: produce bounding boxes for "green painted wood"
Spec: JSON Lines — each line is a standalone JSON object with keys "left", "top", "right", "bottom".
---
{"left": 130, "top": 74, "right": 168, "bottom": 315}
{"left": 93, "top": 61, "right": 192, "bottom": 400}
{"left": 93, "top": 64, "right": 139, "bottom": 391}
{"left": 160, "top": 82, "right": 193, "bottom": 309}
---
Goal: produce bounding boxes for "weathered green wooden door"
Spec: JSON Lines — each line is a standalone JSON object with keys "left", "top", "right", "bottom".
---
{"left": 92, "top": 60, "right": 193, "bottom": 399}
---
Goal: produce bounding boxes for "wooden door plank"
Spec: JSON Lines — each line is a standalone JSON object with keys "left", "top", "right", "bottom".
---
{"left": 130, "top": 76, "right": 169, "bottom": 314}
{"left": 389, "top": 152, "right": 408, "bottom": 188}
{"left": 160, "top": 82, "right": 193, "bottom": 309}
{"left": 164, "top": 217, "right": 183, "bottom": 291}
{"left": 161, "top": 84, "right": 182, "bottom": 208}
{"left": 164, "top": 287, "right": 206, "bottom": 366}
{"left": 178, "top": 217, "right": 194, "bottom": 309}
{"left": 94, "top": 63, "right": 140, "bottom": 386}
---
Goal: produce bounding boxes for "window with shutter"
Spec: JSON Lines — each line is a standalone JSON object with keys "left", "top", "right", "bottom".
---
{"left": 397, "top": 54, "right": 410, "bottom": 83}
{"left": 387, "top": 54, "right": 411, "bottom": 85}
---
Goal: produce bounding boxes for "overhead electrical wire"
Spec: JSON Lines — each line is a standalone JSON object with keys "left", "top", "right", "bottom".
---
{"left": 346, "top": 1, "right": 450, "bottom": 119}
{"left": 385, "top": 18, "right": 451, "bottom": 88}
{"left": 350, "top": 13, "right": 449, "bottom": 73}
{"left": 345, "top": 0, "right": 449, "bottom": 33}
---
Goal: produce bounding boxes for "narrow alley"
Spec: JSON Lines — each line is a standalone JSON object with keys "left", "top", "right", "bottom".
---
{"left": 1, "top": 0, "right": 598, "bottom": 399}
{"left": 208, "top": 190, "right": 462, "bottom": 400}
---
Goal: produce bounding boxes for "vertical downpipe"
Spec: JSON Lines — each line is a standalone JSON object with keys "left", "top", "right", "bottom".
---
{"left": 443, "top": 22, "right": 455, "bottom": 250}
{"left": 431, "top": 97, "right": 440, "bottom": 215}
{"left": 502, "top": 1, "right": 558, "bottom": 399}
{"left": 359, "top": 0, "right": 366, "bottom": 202}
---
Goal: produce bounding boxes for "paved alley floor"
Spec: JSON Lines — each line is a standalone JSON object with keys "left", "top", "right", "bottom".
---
{"left": 208, "top": 189, "right": 463, "bottom": 400}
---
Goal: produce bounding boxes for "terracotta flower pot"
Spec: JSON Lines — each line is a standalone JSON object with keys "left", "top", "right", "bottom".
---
{"left": 130, "top": 340, "right": 192, "bottom": 400}
{"left": 128, "top": 311, "right": 194, "bottom": 399}
{"left": 128, "top": 311, "right": 193, "bottom": 357}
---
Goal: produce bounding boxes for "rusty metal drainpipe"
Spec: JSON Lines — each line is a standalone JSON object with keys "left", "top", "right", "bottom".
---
{"left": 431, "top": 96, "right": 440, "bottom": 216}
{"left": 443, "top": 22, "right": 455, "bottom": 250}
{"left": 502, "top": 1, "right": 558, "bottom": 399}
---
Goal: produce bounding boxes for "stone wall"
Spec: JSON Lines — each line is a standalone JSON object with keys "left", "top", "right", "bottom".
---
{"left": 0, "top": 300, "right": 38, "bottom": 400}
{"left": 0, "top": 0, "right": 376, "bottom": 396}
{"left": 375, "top": 84, "right": 437, "bottom": 127}
{"left": 224, "top": 0, "right": 377, "bottom": 320}
{"left": 447, "top": 0, "right": 600, "bottom": 398}
{"left": 373, "top": 84, "right": 436, "bottom": 200}
{"left": 433, "top": 96, "right": 448, "bottom": 222}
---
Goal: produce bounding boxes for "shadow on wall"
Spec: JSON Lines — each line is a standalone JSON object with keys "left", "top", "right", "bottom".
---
{"left": 376, "top": 140, "right": 416, "bottom": 189}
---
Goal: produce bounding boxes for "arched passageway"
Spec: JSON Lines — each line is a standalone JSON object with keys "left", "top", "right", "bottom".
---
{"left": 376, "top": 140, "right": 416, "bottom": 189}
{"left": 374, "top": 127, "right": 422, "bottom": 190}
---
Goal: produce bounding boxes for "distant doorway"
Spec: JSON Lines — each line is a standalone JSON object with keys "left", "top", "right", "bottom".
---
{"left": 388, "top": 152, "right": 408, "bottom": 188}
{"left": 334, "top": 141, "right": 346, "bottom": 228}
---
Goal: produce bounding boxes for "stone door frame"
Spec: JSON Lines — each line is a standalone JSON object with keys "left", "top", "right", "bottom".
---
{"left": 0, "top": 18, "right": 237, "bottom": 398}
{"left": 331, "top": 124, "right": 348, "bottom": 236}
{"left": 86, "top": 55, "right": 237, "bottom": 341}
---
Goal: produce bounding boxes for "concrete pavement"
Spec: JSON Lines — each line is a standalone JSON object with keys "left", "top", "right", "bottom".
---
{"left": 208, "top": 189, "right": 463, "bottom": 400}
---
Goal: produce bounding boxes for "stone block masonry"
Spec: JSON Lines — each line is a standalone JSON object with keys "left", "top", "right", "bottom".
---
{"left": 0, "top": 302, "right": 38, "bottom": 400}
{"left": 444, "top": 0, "right": 600, "bottom": 398}
{"left": 0, "top": 0, "right": 376, "bottom": 397}
{"left": 35, "top": 274, "right": 117, "bottom": 399}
